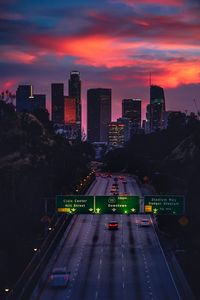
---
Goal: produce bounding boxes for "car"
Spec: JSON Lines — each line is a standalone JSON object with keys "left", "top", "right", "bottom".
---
{"left": 111, "top": 184, "right": 117, "bottom": 188}
{"left": 49, "top": 267, "right": 70, "bottom": 287}
{"left": 139, "top": 219, "right": 151, "bottom": 227}
{"left": 101, "top": 174, "right": 107, "bottom": 178}
{"left": 107, "top": 221, "right": 119, "bottom": 230}
{"left": 111, "top": 186, "right": 118, "bottom": 190}
{"left": 120, "top": 192, "right": 129, "bottom": 196}
{"left": 113, "top": 192, "right": 119, "bottom": 195}
{"left": 112, "top": 184, "right": 118, "bottom": 188}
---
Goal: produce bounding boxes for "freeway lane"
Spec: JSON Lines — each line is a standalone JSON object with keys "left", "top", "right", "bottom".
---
{"left": 33, "top": 175, "right": 181, "bottom": 300}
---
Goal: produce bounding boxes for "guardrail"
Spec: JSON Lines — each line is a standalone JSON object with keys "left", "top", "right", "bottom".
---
{"left": 5, "top": 214, "right": 73, "bottom": 300}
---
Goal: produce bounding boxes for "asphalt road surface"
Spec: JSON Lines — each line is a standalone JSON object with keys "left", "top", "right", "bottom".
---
{"left": 34, "top": 175, "right": 181, "bottom": 300}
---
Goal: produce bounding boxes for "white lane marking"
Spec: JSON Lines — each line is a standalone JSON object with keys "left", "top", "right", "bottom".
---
{"left": 121, "top": 214, "right": 126, "bottom": 295}
{"left": 150, "top": 216, "right": 181, "bottom": 300}
{"left": 66, "top": 214, "right": 94, "bottom": 299}
{"left": 93, "top": 214, "right": 107, "bottom": 300}
{"left": 132, "top": 214, "right": 156, "bottom": 300}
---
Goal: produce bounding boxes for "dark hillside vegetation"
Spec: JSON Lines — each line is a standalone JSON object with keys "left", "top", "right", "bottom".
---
{"left": 0, "top": 101, "right": 95, "bottom": 293}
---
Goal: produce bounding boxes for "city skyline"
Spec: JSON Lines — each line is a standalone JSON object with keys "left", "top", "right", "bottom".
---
{"left": 1, "top": 0, "right": 200, "bottom": 128}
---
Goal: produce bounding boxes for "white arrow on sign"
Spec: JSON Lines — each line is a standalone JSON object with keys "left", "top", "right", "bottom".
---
{"left": 89, "top": 208, "right": 93, "bottom": 212}
{"left": 131, "top": 208, "right": 136, "bottom": 212}
{"left": 112, "top": 208, "right": 117, "bottom": 212}
{"left": 71, "top": 208, "right": 76, "bottom": 212}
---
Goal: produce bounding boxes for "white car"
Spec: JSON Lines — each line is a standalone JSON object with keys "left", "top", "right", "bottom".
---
{"left": 49, "top": 267, "right": 70, "bottom": 287}
{"left": 139, "top": 219, "right": 151, "bottom": 227}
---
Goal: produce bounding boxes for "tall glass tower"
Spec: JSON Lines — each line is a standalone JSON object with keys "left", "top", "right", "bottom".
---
{"left": 87, "top": 88, "right": 111, "bottom": 143}
{"left": 68, "top": 71, "right": 81, "bottom": 140}
{"left": 51, "top": 83, "right": 64, "bottom": 124}
{"left": 150, "top": 85, "right": 165, "bottom": 131}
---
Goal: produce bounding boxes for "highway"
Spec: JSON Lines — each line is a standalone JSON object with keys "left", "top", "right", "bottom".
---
{"left": 33, "top": 175, "right": 181, "bottom": 300}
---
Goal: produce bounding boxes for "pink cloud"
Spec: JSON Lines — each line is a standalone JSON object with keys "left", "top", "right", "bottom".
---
{"left": 111, "top": 0, "right": 184, "bottom": 6}
{"left": 1, "top": 50, "right": 36, "bottom": 64}
{"left": 27, "top": 32, "right": 200, "bottom": 89}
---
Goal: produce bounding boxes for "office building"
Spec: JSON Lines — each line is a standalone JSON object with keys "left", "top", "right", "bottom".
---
{"left": 51, "top": 83, "right": 64, "bottom": 125}
{"left": 63, "top": 96, "right": 80, "bottom": 141}
{"left": 108, "top": 118, "right": 131, "bottom": 147}
{"left": 117, "top": 117, "right": 132, "bottom": 142}
{"left": 16, "top": 85, "right": 32, "bottom": 112}
{"left": 16, "top": 85, "right": 45, "bottom": 112}
{"left": 87, "top": 88, "right": 111, "bottom": 143}
{"left": 150, "top": 85, "right": 166, "bottom": 131}
{"left": 68, "top": 71, "right": 81, "bottom": 140}
{"left": 68, "top": 71, "right": 81, "bottom": 123}
{"left": 108, "top": 122, "right": 125, "bottom": 147}
{"left": 162, "top": 111, "right": 179, "bottom": 129}
{"left": 32, "top": 94, "right": 46, "bottom": 110}
{"left": 64, "top": 96, "right": 76, "bottom": 124}
{"left": 122, "top": 98, "right": 141, "bottom": 129}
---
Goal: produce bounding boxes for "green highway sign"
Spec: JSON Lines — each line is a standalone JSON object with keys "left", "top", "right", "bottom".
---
{"left": 95, "top": 196, "right": 140, "bottom": 214}
{"left": 56, "top": 195, "right": 140, "bottom": 214}
{"left": 56, "top": 195, "right": 185, "bottom": 215}
{"left": 56, "top": 195, "right": 94, "bottom": 214}
{"left": 144, "top": 195, "right": 185, "bottom": 215}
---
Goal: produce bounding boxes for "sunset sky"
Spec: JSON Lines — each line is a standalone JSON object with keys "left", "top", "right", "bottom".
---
{"left": 1, "top": 0, "right": 200, "bottom": 127}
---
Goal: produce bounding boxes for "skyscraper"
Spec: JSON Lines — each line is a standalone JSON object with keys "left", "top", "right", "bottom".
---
{"left": 122, "top": 99, "right": 141, "bottom": 129}
{"left": 64, "top": 96, "right": 76, "bottom": 124}
{"left": 32, "top": 94, "right": 46, "bottom": 110}
{"left": 87, "top": 88, "right": 111, "bottom": 143}
{"left": 63, "top": 96, "right": 79, "bottom": 141}
{"left": 16, "top": 85, "right": 32, "bottom": 112}
{"left": 68, "top": 71, "right": 81, "bottom": 140}
{"left": 51, "top": 83, "right": 64, "bottom": 124}
{"left": 68, "top": 71, "right": 81, "bottom": 122}
{"left": 16, "top": 85, "right": 45, "bottom": 112}
{"left": 150, "top": 85, "right": 165, "bottom": 131}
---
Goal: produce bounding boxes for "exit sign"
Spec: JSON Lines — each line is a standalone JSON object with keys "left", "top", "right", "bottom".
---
{"left": 144, "top": 195, "right": 185, "bottom": 215}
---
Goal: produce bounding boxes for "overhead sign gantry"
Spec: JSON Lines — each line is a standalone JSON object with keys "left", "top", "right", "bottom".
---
{"left": 56, "top": 195, "right": 140, "bottom": 214}
{"left": 56, "top": 195, "right": 185, "bottom": 215}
